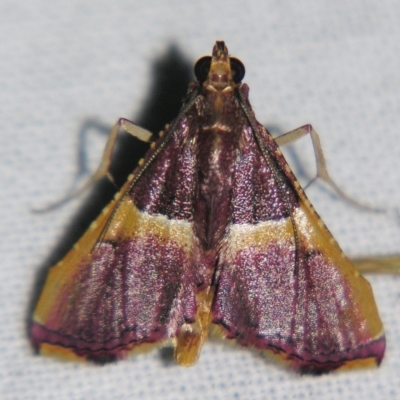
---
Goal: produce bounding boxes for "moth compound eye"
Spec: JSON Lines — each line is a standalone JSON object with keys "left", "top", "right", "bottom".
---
{"left": 194, "top": 56, "right": 211, "bottom": 82}
{"left": 230, "top": 57, "right": 245, "bottom": 83}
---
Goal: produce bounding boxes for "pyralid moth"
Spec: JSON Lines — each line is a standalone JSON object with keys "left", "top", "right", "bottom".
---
{"left": 31, "top": 41, "right": 385, "bottom": 374}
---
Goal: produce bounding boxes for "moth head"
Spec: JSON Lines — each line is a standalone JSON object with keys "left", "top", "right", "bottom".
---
{"left": 194, "top": 41, "right": 245, "bottom": 91}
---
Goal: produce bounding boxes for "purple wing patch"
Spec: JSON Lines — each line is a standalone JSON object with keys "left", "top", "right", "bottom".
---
{"left": 213, "top": 240, "right": 385, "bottom": 372}
{"left": 32, "top": 236, "right": 197, "bottom": 360}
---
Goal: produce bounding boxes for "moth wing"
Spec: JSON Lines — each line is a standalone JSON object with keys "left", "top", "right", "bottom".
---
{"left": 32, "top": 118, "right": 208, "bottom": 364}
{"left": 211, "top": 124, "right": 385, "bottom": 373}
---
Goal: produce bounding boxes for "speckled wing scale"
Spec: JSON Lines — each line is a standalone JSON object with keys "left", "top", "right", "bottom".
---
{"left": 31, "top": 41, "right": 385, "bottom": 373}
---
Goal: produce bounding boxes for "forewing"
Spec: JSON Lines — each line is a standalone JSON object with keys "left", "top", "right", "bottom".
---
{"left": 32, "top": 115, "right": 207, "bottom": 362}
{"left": 211, "top": 123, "right": 385, "bottom": 373}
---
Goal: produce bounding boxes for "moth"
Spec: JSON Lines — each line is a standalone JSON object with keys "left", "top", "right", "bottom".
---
{"left": 31, "top": 41, "right": 385, "bottom": 374}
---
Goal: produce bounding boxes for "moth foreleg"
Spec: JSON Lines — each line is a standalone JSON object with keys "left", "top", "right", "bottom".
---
{"left": 93, "top": 118, "right": 152, "bottom": 186}
{"left": 275, "top": 124, "right": 382, "bottom": 212}
{"left": 34, "top": 118, "right": 152, "bottom": 212}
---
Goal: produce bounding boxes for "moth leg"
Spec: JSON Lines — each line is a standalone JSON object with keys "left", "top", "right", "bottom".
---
{"left": 351, "top": 255, "right": 400, "bottom": 274}
{"left": 277, "top": 126, "right": 399, "bottom": 274}
{"left": 91, "top": 118, "right": 152, "bottom": 186}
{"left": 274, "top": 124, "right": 382, "bottom": 212}
{"left": 34, "top": 118, "right": 152, "bottom": 211}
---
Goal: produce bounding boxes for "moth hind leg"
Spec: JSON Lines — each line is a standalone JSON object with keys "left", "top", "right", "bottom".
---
{"left": 351, "top": 255, "right": 400, "bottom": 275}
{"left": 33, "top": 118, "right": 153, "bottom": 212}
{"left": 274, "top": 124, "right": 384, "bottom": 213}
